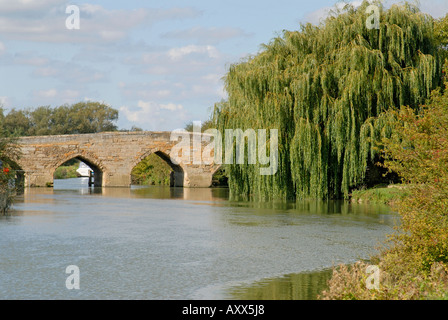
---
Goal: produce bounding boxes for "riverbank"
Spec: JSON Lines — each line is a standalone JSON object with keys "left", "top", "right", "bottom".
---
{"left": 350, "top": 185, "right": 409, "bottom": 206}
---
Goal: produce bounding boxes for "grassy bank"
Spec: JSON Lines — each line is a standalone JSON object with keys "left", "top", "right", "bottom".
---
{"left": 350, "top": 185, "right": 409, "bottom": 205}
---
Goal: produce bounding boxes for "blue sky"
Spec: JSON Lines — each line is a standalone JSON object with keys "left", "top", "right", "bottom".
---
{"left": 0, "top": 0, "right": 447, "bottom": 131}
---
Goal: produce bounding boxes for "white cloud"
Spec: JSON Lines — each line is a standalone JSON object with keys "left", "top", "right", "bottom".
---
{"left": 12, "top": 51, "right": 108, "bottom": 83}
{"left": 416, "top": 0, "right": 448, "bottom": 18}
{"left": 13, "top": 52, "right": 49, "bottom": 66}
{"left": 162, "top": 26, "right": 251, "bottom": 44}
{"left": 120, "top": 100, "right": 188, "bottom": 130}
{"left": 0, "top": 0, "right": 63, "bottom": 13}
{"left": 168, "top": 45, "right": 220, "bottom": 61}
{"left": 37, "top": 88, "right": 58, "bottom": 98}
{"left": 302, "top": 1, "right": 363, "bottom": 25}
{"left": 79, "top": 4, "right": 105, "bottom": 15}
{"left": 0, "top": 4, "right": 201, "bottom": 44}
{"left": 33, "top": 88, "right": 80, "bottom": 104}
{"left": 120, "top": 44, "right": 228, "bottom": 108}
{"left": 160, "top": 103, "right": 183, "bottom": 111}
{"left": 0, "top": 96, "right": 10, "bottom": 107}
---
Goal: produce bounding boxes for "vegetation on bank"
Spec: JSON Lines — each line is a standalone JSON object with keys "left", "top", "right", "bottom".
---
{"left": 320, "top": 72, "right": 448, "bottom": 300}
{"left": 53, "top": 161, "right": 80, "bottom": 180}
{"left": 350, "top": 185, "right": 409, "bottom": 205}
{"left": 0, "top": 138, "right": 21, "bottom": 215}
{"left": 131, "top": 153, "right": 172, "bottom": 186}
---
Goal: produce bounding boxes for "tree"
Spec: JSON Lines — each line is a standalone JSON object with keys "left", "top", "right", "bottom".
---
{"left": 215, "top": 1, "right": 445, "bottom": 200}
{"left": 0, "top": 102, "right": 119, "bottom": 137}
{"left": 28, "top": 106, "right": 54, "bottom": 136}
{"left": 3, "top": 109, "right": 31, "bottom": 137}
{"left": 0, "top": 137, "right": 21, "bottom": 215}
{"left": 184, "top": 119, "right": 215, "bottom": 132}
{"left": 435, "top": 13, "right": 448, "bottom": 63}
{"left": 0, "top": 108, "right": 5, "bottom": 136}
{"left": 67, "top": 102, "right": 118, "bottom": 133}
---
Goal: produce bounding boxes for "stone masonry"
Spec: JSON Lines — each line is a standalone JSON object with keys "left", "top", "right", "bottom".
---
{"left": 14, "top": 131, "right": 221, "bottom": 188}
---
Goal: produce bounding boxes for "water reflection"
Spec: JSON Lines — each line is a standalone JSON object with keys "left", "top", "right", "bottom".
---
{"left": 21, "top": 178, "right": 230, "bottom": 201}
{"left": 223, "top": 269, "right": 333, "bottom": 300}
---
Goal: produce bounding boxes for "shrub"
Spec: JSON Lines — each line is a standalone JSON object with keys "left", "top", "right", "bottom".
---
{"left": 0, "top": 167, "right": 15, "bottom": 215}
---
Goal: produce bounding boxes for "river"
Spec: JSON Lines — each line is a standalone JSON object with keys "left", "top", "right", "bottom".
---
{"left": 0, "top": 178, "right": 397, "bottom": 300}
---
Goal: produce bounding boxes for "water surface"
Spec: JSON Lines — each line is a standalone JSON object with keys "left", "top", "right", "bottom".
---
{"left": 0, "top": 178, "right": 397, "bottom": 300}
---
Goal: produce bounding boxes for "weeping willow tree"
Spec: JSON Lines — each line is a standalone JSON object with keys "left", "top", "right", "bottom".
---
{"left": 215, "top": 1, "right": 445, "bottom": 200}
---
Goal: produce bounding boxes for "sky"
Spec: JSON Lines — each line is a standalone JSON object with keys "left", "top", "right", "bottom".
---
{"left": 0, "top": 0, "right": 447, "bottom": 131}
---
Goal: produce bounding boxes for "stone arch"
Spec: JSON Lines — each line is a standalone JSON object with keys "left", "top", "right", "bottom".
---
{"left": 51, "top": 151, "right": 106, "bottom": 187}
{"left": 131, "top": 148, "right": 185, "bottom": 187}
{"left": 211, "top": 164, "right": 223, "bottom": 176}
{"left": 210, "top": 164, "right": 227, "bottom": 187}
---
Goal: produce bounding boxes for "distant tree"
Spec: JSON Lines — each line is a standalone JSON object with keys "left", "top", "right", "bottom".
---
{"left": 1, "top": 102, "right": 119, "bottom": 137}
{"left": 28, "top": 106, "right": 53, "bottom": 136}
{"left": 3, "top": 109, "right": 31, "bottom": 137}
{"left": 67, "top": 102, "right": 118, "bottom": 134}
{"left": 184, "top": 119, "right": 215, "bottom": 132}
{"left": 130, "top": 126, "right": 143, "bottom": 132}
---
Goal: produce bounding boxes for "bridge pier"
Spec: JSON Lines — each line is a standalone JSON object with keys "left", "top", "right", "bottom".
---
{"left": 25, "top": 172, "right": 54, "bottom": 188}
{"left": 184, "top": 171, "right": 214, "bottom": 188}
{"left": 103, "top": 172, "right": 131, "bottom": 187}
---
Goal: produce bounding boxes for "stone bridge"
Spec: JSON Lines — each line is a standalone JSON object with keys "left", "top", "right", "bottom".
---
{"left": 13, "top": 131, "right": 221, "bottom": 188}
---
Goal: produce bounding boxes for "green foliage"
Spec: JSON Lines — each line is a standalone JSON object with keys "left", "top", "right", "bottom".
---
{"left": 0, "top": 137, "right": 21, "bottom": 175}
{"left": 53, "top": 163, "right": 79, "bottom": 179}
{"left": 215, "top": 1, "right": 444, "bottom": 200}
{"left": 212, "top": 167, "right": 229, "bottom": 187}
{"left": 184, "top": 119, "right": 215, "bottom": 132}
{"left": 0, "top": 138, "right": 21, "bottom": 215}
{"left": 3, "top": 108, "right": 31, "bottom": 137}
{"left": 350, "top": 185, "right": 409, "bottom": 204}
{"left": 131, "top": 153, "right": 172, "bottom": 186}
{"left": 321, "top": 75, "right": 448, "bottom": 300}
{"left": 0, "top": 101, "right": 119, "bottom": 137}
{"left": 435, "top": 13, "right": 448, "bottom": 63}
{"left": 0, "top": 177, "right": 14, "bottom": 215}
{"left": 379, "top": 85, "right": 448, "bottom": 274}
